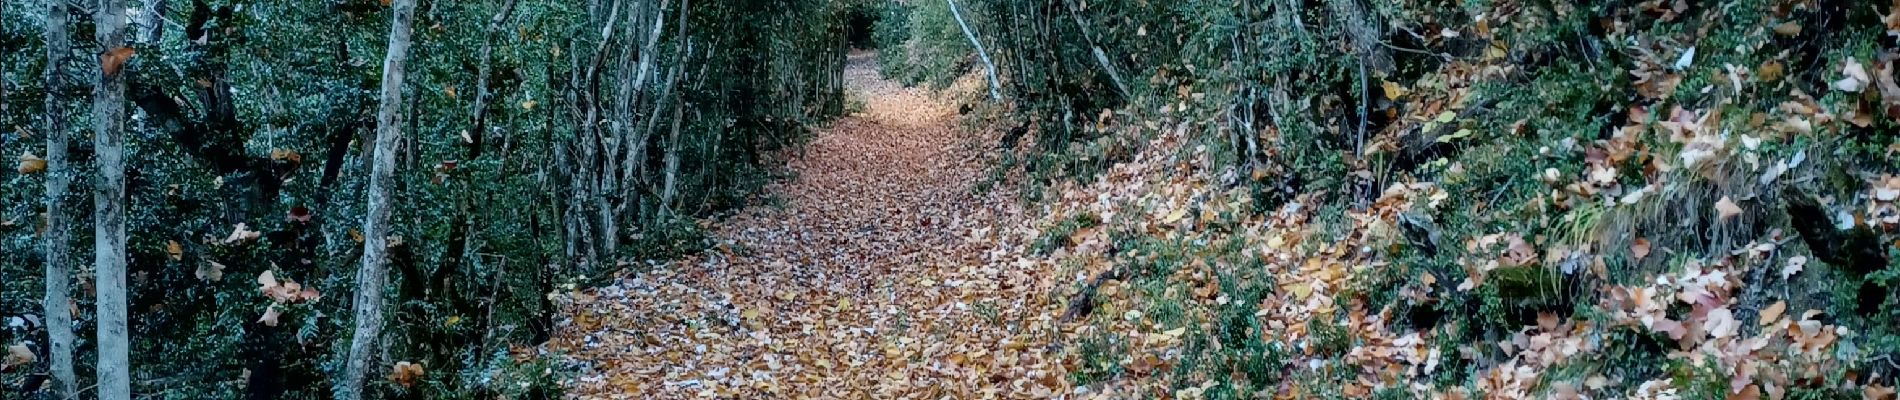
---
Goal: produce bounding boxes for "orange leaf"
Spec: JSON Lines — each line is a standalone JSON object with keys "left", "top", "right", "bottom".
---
{"left": 101, "top": 47, "right": 136, "bottom": 76}
{"left": 1760, "top": 300, "right": 1786, "bottom": 325}
{"left": 389, "top": 361, "right": 425, "bottom": 387}
{"left": 1631, "top": 238, "right": 1652, "bottom": 261}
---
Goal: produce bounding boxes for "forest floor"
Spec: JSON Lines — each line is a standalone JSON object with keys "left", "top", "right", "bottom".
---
{"left": 552, "top": 52, "right": 1072, "bottom": 398}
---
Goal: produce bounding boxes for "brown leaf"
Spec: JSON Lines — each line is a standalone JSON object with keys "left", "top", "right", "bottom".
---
{"left": 166, "top": 240, "right": 184, "bottom": 261}
{"left": 1867, "top": 384, "right": 1897, "bottom": 400}
{"left": 1716, "top": 197, "right": 1744, "bottom": 221}
{"left": 17, "top": 153, "right": 46, "bottom": 174}
{"left": 389, "top": 361, "right": 425, "bottom": 387}
{"left": 1632, "top": 238, "right": 1652, "bottom": 261}
{"left": 1773, "top": 22, "right": 1801, "bottom": 36}
{"left": 1760, "top": 300, "right": 1787, "bottom": 325}
{"left": 1758, "top": 60, "right": 1785, "bottom": 83}
{"left": 101, "top": 47, "right": 136, "bottom": 76}
{"left": 3, "top": 343, "right": 33, "bottom": 370}
{"left": 271, "top": 149, "right": 302, "bottom": 164}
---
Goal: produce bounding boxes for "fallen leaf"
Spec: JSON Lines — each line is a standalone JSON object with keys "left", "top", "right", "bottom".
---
{"left": 1382, "top": 80, "right": 1406, "bottom": 99}
{"left": 1836, "top": 58, "right": 1870, "bottom": 92}
{"left": 1773, "top": 21, "right": 1801, "bottom": 36}
{"left": 223, "top": 223, "right": 262, "bottom": 245}
{"left": 1866, "top": 384, "right": 1897, "bottom": 400}
{"left": 1716, "top": 197, "right": 1743, "bottom": 221}
{"left": 4, "top": 343, "right": 33, "bottom": 370}
{"left": 1760, "top": 300, "right": 1786, "bottom": 325}
{"left": 1782, "top": 256, "right": 1807, "bottom": 279}
{"left": 388, "top": 361, "right": 425, "bottom": 387}
{"left": 1163, "top": 207, "right": 1187, "bottom": 223}
{"left": 1632, "top": 238, "right": 1652, "bottom": 261}
{"left": 1706, "top": 307, "right": 1740, "bottom": 338}
{"left": 258, "top": 304, "right": 282, "bottom": 327}
{"left": 166, "top": 240, "right": 184, "bottom": 261}
{"left": 17, "top": 153, "right": 46, "bottom": 174}
{"left": 197, "top": 261, "right": 225, "bottom": 282}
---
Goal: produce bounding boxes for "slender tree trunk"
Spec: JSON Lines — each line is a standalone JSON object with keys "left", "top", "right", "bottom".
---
{"left": 619, "top": 0, "right": 670, "bottom": 216}
{"left": 659, "top": 101, "right": 683, "bottom": 218}
{"left": 657, "top": 0, "right": 689, "bottom": 219}
{"left": 42, "top": 0, "right": 79, "bottom": 397}
{"left": 93, "top": 0, "right": 133, "bottom": 397}
{"left": 1059, "top": 0, "right": 1131, "bottom": 99}
{"left": 944, "top": 0, "right": 1002, "bottom": 101}
{"left": 339, "top": 0, "right": 420, "bottom": 397}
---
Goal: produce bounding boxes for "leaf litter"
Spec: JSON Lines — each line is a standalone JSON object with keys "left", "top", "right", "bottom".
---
{"left": 552, "top": 53, "right": 1068, "bottom": 398}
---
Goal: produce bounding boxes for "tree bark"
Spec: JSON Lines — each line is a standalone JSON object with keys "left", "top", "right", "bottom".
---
{"left": 659, "top": 99, "right": 684, "bottom": 218}
{"left": 945, "top": 0, "right": 1002, "bottom": 101}
{"left": 338, "top": 0, "right": 420, "bottom": 396}
{"left": 42, "top": 0, "right": 79, "bottom": 396}
{"left": 93, "top": 0, "right": 133, "bottom": 397}
{"left": 1059, "top": 0, "right": 1131, "bottom": 99}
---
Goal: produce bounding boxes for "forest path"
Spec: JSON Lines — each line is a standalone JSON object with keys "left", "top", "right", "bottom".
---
{"left": 554, "top": 52, "right": 1069, "bottom": 398}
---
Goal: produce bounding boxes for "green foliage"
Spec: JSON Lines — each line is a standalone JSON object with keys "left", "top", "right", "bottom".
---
{"left": 2, "top": 0, "right": 853, "bottom": 397}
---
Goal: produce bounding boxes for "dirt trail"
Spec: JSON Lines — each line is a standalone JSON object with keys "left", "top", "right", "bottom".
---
{"left": 555, "top": 52, "right": 1068, "bottom": 398}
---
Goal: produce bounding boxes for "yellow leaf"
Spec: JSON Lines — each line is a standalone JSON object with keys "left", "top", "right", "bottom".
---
{"left": 1435, "top": 111, "right": 1457, "bottom": 123}
{"left": 1773, "top": 21, "right": 1802, "bottom": 36}
{"left": 1287, "top": 283, "right": 1312, "bottom": 299}
{"left": 445, "top": 315, "right": 462, "bottom": 327}
{"left": 1162, "top": 208, "right": 1187, "bottom": 223}
{"left": 1436, "top": 128, "right": 1472, "bottom": 143}
{"left": 741, "top": 308, "right": 760, "bottom": 320}
{"left": 835, "top": 298, "right": 852, "bottom": 311}
{"left": 1381, "top": 80, "right": 1405, "bottom": 99}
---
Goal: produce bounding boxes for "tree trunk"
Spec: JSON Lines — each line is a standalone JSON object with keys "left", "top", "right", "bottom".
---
{"left": 945, "top": 0, "right": 1002, "bottom": 101}
{"left": 42, "top": 0, "right": 79, "bottom": 396}
{"left": 659, "top": 101, "right": 684, "bottom": 218}
{"left": 339, "top": 0, "right": 420, "bottom": 397}
{"left": 1059, "top": 0, "right": 1131, "bottom": 99}
{"left": 93, "top": 0, "right": 133, "bottom": 397}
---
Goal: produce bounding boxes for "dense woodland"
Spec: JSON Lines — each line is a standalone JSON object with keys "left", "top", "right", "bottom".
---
{"left": 2, "top": 0, "right": 856, "bottom": 397}
{"left": 7, "top": 0, "right": 1900, "bottom": 398}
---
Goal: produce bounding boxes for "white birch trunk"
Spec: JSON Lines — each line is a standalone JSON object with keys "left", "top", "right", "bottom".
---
{"left": 42, "top": 0, "right": 78, "bottom": 396}
{"left": 945, "top": 0, "right": 1002, "bottom": 101}
{"left": 93, "top": 0, "right": 133, "bottom": 397}
{"left": 338, "top": 0, "right": 420, "bottom": 396}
